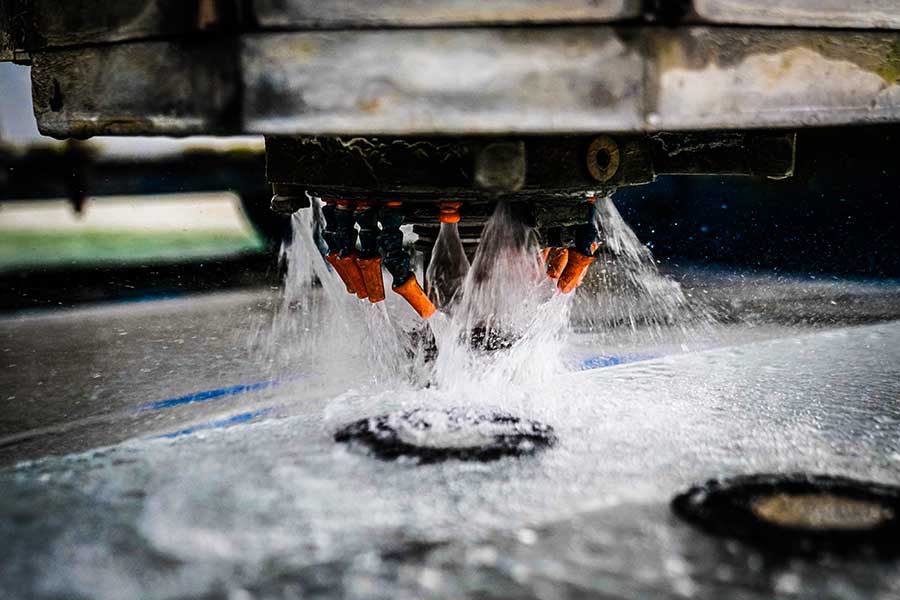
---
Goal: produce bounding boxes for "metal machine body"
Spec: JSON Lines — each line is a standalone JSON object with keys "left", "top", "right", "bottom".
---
{"left": 2, "top": 1, "right": 899, "bottom": 303}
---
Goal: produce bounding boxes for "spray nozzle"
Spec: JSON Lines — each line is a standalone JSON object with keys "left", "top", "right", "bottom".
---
{"left": 540, "top": 196, "right": 603, "bottom": 293}
{"left": 393, "top": 274, "right": 436, "bottom": 319}
{"left": 357, "top": 256, "right": 385, "bottom": 303}
{"left": 544, "top": 248, "right": 569, "bottom": 280}
{"left": 438, "top": 201, "right": 463, "bottom": 224}
{"left": 557, "top": 251, "right": 595, "bottom": 294}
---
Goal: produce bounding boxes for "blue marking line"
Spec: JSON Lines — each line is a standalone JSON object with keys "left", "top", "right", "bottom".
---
{"left": 579, "top": 354, "right": 655, "bottom": 370}
{"left": 139, "top": 379, "right": 280, "bottom": 412}
{"left": 114, "top": 291, "right": 183, "bottom": 305}
{"left": 157, "top": 408, "right": 274, "bottom": 439}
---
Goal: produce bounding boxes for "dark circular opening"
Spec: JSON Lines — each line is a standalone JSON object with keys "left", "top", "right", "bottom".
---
{"left": 672, "top": 474, "right": 900, "bottom": 556}
{"left": 593, "top": 148, "right": 611, "bottom": 171}
{"left": 334, "top": 408, "right": 556, "bottom": 464}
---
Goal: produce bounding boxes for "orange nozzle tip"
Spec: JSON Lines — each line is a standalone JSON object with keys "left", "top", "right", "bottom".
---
{"left": 393, "top": 275, "right": 436, "bottom": 319}
{"left": 335, "top": 254, "right": 368, "bottom": 299}
{"left": 545, "top": 247, "right": 569, "bottom": 280}
{"left": 326, "top": 253, "right": 356, "bottom": 294}
{"left": 384, "top": 201, "right": 402, "bottom": 207}
{"left": 357, "top": 256, "right": 386, "bottom": 303}
{"left": 438, "top": 201, "right": 462, "bottom": 224}
{"left": 558, "top": 251, "right": 594, "bottom": 294}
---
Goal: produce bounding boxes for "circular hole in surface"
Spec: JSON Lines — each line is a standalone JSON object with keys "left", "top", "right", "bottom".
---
{"left": 334, "top": 407, "right": 556, "bottom": 464}
{"left": 593, "top": 148, "right": 611, "bottom": 171}
{"left": 672, "top": 474, "right": 900, "bottom": 556}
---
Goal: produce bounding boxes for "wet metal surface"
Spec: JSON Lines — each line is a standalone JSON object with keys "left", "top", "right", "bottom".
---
{"left": 2, "top": 272, "right": 900, "bottom": 598}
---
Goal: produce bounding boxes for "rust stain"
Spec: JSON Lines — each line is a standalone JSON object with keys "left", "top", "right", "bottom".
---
{"left": 876, "top": 39, "right": 900, "bottom": 83}
{"left": 286, "top": 39, "right": 319, "bottom": 60}
{"left": 357, "top": 97, "right": 382, "bottom": 114}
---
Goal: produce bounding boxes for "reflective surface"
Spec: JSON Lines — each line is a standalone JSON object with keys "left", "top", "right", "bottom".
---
{"left": 2, "top": 270, "right": 900, "bottom": 599}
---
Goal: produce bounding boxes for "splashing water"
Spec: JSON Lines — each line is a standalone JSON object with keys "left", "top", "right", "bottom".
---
{"left": 572, "top": 196, "right": 718, "bottom": 343}
{"left": 262, "top": 197, "right": 714, "bottom": 421}
{"left": 428, "top": 202, "right": 571, "bottom": 393}
{"left": 258, "top": 202, "right": 414, "bottom": 388}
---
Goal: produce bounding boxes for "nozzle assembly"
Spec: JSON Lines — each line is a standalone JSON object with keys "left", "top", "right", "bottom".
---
{"left": 557, "top": 251, "right": 594, "bottom": 294}
{"left": 378, "top": 201, "right": 437, "bottom": 319}
{"left": 319, "top": 198, "right": 436, "bottom": 317}
{"left": 542, "top": 198, "right": 602, "bottom": 294}
{"left": 545, "top": 247, "right": 569, "bottom": 280}
{"left": 329, "top": 200, "right": 368, "bottom": 299}
{"left": 438, "top": 201, "right": 462, "bottom": 224}
{"left": 393, "top": 274, "right": 436, "bottom": 319}
{"left": 354, "top": 201, "right": 385, "bottom": 302}
{"left": 426, "top": 201, "right": 470, "bottom": 312}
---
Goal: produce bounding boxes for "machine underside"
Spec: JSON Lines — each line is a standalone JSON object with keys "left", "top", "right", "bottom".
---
{"left": 2, "top": 0, "right": 900, "bottom": 304}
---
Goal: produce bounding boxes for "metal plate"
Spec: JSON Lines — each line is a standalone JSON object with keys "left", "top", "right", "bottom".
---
{"left": 4, "top": 304, "right": 900, "bottom": 598}
{"left": 27, "top": 27, "right": 900, "bottom": 136}
{"left": 31, "top": 40, "right": 240, "bottom": 138}
{"left": 263, "top": 132, "right": 794, "bottom": 202}
{"left": 253, "top": 0, "right": 641, "bottom": 27}
{"left": 695, "top": 0, "right": 900, "bottom": 29}
{"left": 0, "top": 0, "right": 233, "bottom": 55}
{"left": 242, "top": 28, "right": 644, "bottom": 135}
{"left": 243, "top": 27, "right": 900, "bottom": 134}
{"left": 29, "top": 0, "right": 211, "bottom": 48}
{"left": 650, "top": 28, "right": 900, "bottom": 130}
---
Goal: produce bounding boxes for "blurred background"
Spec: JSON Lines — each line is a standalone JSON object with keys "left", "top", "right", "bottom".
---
{"left": 0, "top": 62, "right": 286, "bottom": 311}
{"left": 3, "top": 61, "right": 899, "bottom": 315}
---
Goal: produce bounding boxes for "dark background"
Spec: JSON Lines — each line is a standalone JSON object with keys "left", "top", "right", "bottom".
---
{"left": 617, "top": 125, "right": 900, "bottom": 279}
{"left": 1, "top": 125, "right": 898, "bottom": 312}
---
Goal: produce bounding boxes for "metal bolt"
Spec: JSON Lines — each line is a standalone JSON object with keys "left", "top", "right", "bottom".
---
{"left": 586, "top": 136, "right": 620, "bottom": 183}
{"left": 475, "top": 141, "right": 526, "bottom": 192}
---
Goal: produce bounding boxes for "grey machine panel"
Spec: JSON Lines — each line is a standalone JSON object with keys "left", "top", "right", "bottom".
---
{"left": 241, "top": 27, "right": 900, "bottom": 135}
{"left": 0, "top": 0, "right": 226, "bottom": 52}
{"left": 23, "top": 23, "right": 900, "bottom": 137}
{"left": 31, "top": 40, "right": 239, "bottom": 139}
{"left": 694, "top": 0, "right": 900, "bottom": 29}
{"left": 647, "top": 28, "right": 900, "bottom": 130}
{"left": 252, "top": 0, "right": 642, "bottom": 27}
{"left": 241, "top": 28, "right": 645, "bottom": 136}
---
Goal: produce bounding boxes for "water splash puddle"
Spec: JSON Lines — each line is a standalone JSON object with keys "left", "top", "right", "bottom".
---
{"left": 334, "top": 407, "right": 556, "bottom": 464}
{"left": 672, "top": 473, "right": 900, "bottom": 556}
{"left": 265, "top": 198, "right": 712, "bottom": 463}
